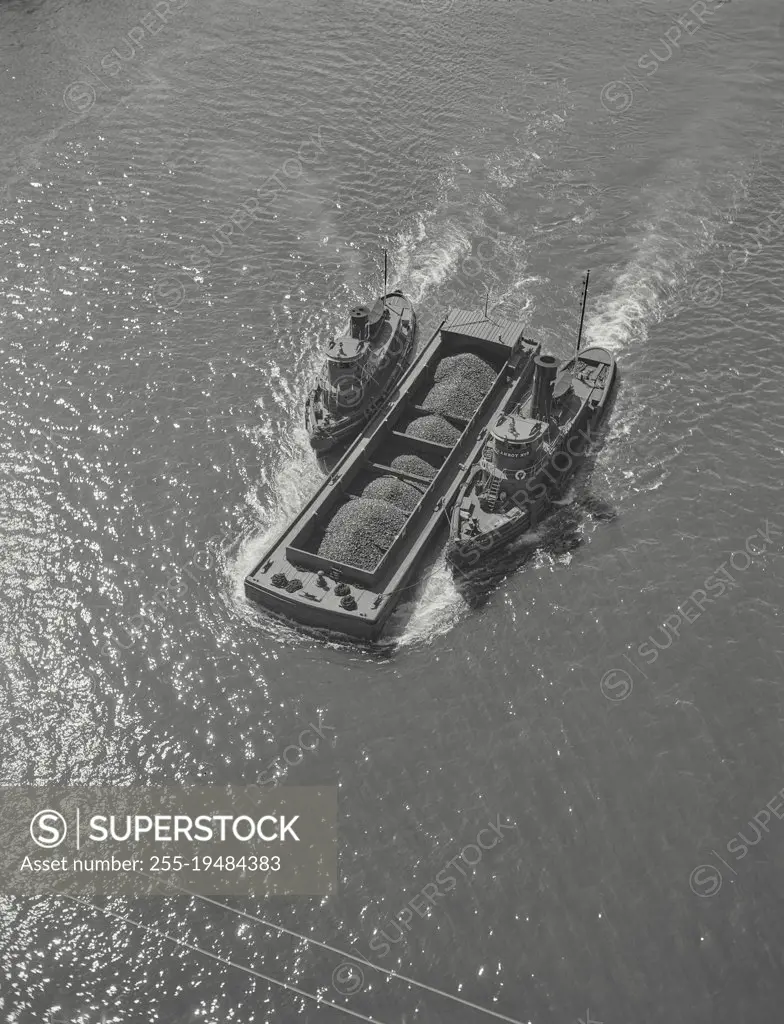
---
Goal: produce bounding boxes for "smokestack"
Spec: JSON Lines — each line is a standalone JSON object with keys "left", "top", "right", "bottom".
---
{"left": 349, "top": 305, "right": 370, "bottom": 340}
{"left": 532, "top": 354, "right": 558, "bottom": 422}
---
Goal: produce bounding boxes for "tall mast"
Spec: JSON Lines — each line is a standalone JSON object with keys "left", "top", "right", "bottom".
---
{"left": 382, "top": 248, "right": 388, "bottom": 309}
{"left": 575, "top": 269, "right": 590, "bottom": 363}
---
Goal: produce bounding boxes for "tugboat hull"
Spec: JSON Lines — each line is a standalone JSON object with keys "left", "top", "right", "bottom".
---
{"left": 305, "top": 406, "right": 373, "bottom": 454}
{"left": 305, "top": 291, "right": 417, "bottom": 453}
{"left": 448, "top": 345, "right": 617, "bottom": 568}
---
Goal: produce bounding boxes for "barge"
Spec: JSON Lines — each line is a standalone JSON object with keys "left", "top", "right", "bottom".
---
{"left": 245, "top": 309, "right": 541, "bottom": 640}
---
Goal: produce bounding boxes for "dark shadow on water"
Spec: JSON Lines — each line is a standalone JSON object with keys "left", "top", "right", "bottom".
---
{"left": 451, "top": 488, "right": 618, "bottom": 609}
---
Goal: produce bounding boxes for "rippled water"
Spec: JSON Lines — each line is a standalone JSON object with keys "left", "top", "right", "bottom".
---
{"left": 1, "top": 0, "right": 784, "bottom": 1021}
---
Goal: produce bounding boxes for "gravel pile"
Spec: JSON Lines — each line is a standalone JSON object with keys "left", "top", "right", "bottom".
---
{"left": 433, "top": 351, "right": 497, "bottom": 386}
{"left": 421, "top": 379, "right": 479, "bottom": 420}
{"left": 390, "top": 453, "right": 440, "bottom": 479}
{"left": 361, "top": 475, "right": 424, "bottom": 512}
{"left": 317, "top": 497, "right": 408, "bottom": 571}
{"left": 422, "top": 352, "right": 497, "bottom": 420}
{"left": 404, "top": 414, "right": 461, "bottom": 446}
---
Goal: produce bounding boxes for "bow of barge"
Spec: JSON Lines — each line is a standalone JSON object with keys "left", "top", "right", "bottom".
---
{"left": 245, "top": 309, "right": 540, "bottom": 640}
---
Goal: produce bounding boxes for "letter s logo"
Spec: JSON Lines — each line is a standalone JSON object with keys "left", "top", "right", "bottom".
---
{"left": 30, "top": 810, "right": 68, "bottom": 848}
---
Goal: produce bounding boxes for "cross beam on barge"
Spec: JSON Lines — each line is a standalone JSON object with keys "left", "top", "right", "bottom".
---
{"left": 244, "top": 308, "right": 541, "bottom": 640}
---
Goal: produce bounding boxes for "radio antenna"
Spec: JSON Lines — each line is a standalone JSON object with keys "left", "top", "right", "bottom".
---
{"left": 575, "top": 269, "right": 590, "bottom": 362}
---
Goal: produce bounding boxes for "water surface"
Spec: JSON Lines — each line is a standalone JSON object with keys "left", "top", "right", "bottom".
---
{"left": 1, "top": 0, "right": 783, "bottom": 1021}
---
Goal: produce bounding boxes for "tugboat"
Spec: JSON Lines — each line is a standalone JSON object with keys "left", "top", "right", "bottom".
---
{"left": 305, "top": 252, "right": 416, "bottom": 453}
{"left": 448, "top": 272, "right": 617, "bottom": 568}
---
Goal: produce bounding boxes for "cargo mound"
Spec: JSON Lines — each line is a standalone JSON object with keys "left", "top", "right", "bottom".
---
{"left": 421, "top": 377, "right": 488, "bottom": 420}
{"left": 422, "top": 352, "right": 498, "bottom": 420}
{"left": 404, "top": 414, "right": 462, "bottom": 446}
{"left": 317, "top": 497, "right": 408, "bottom": 571}
{"left": 390, "top": 453, "right": 440, "bottom": 479}
{"left": 361, "top": 475, "right": 425, "bottom": 512}
{"left": 433, "top": 351, "right": 497, "bottom": 386}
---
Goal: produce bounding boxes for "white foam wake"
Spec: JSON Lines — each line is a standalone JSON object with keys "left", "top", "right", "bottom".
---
{"left": 391, "top": 212, "right": 472, "bottom": 307}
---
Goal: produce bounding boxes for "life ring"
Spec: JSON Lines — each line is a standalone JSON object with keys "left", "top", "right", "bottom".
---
{"left": 514, "top": 469, "right": 527, "bottom": 481}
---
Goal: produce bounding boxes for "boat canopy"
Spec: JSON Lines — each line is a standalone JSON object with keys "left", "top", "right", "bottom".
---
{"left": 487, "top": 414, "right": 549, "bottom": 478}
{"left": 491, "top": 414, "right": 544, "bottom": 448}
{"left": 322, "top": 335, "right": 369, "bottom": 388}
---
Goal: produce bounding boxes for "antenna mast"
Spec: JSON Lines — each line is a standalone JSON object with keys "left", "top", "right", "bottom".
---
{"left": 575, "top": 269, "right": 590, "bottom": 363}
